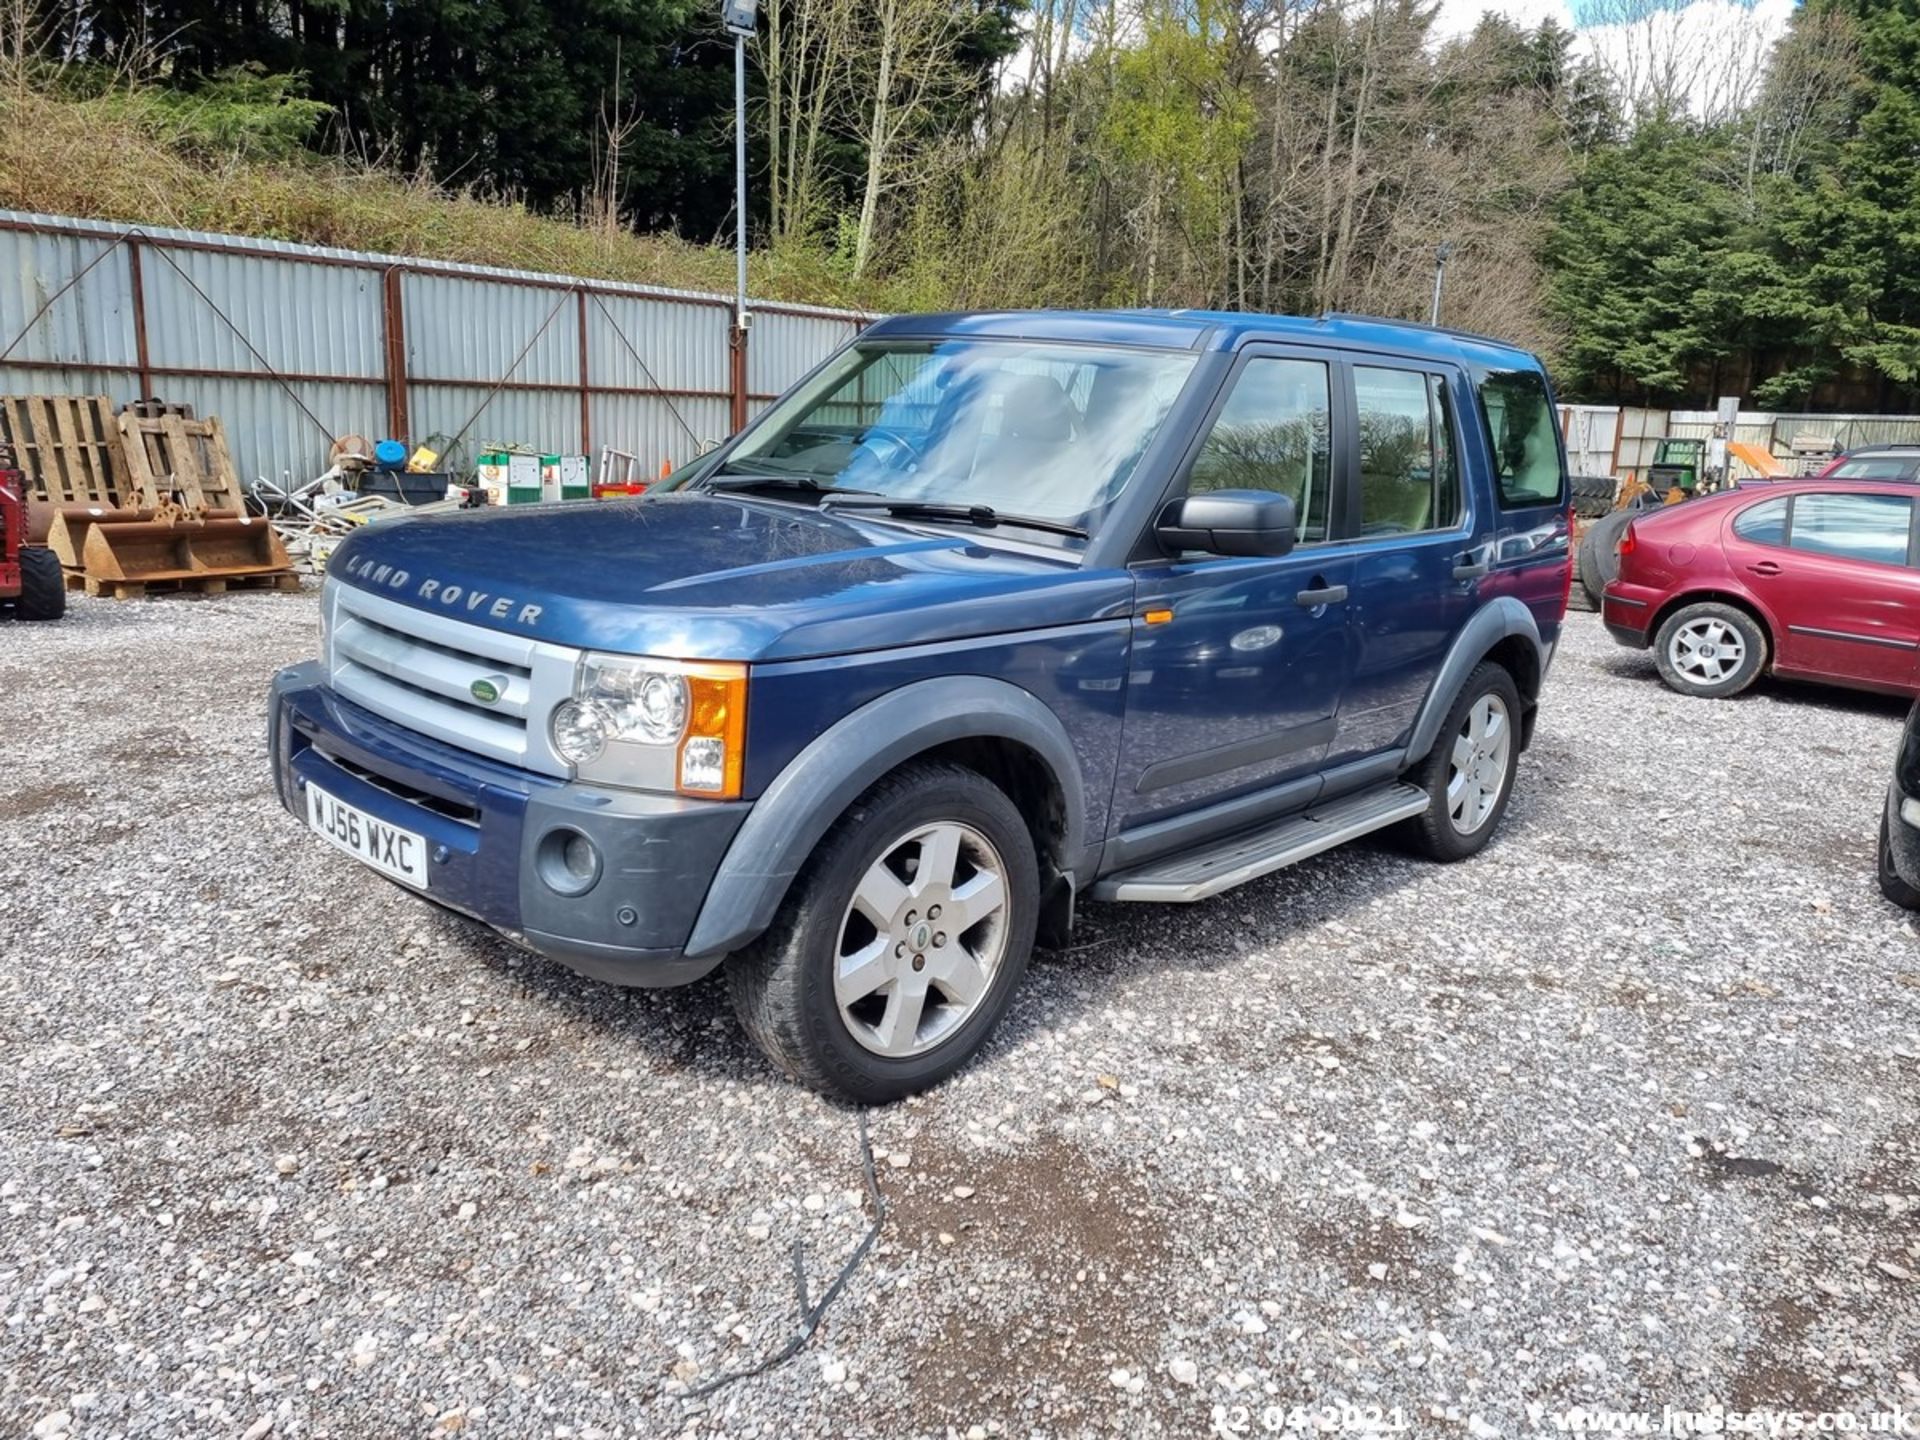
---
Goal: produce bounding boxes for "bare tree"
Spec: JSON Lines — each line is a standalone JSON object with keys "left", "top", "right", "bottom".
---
{"left": 1743, "top": 7, "right": 1859, "bottom": 191}
{"left": 1580, "top": 0, "right": 1779, "bottom": 126}
{"left": 757, "top": 0, "right": 856, "bottom": 244}
{"left": 848, "top": 0, "right": 971, "bottom": 277}
{"left": 587, "top": 42, "right": 643, "bottom": 246}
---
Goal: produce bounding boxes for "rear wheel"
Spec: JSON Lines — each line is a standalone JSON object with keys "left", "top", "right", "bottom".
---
{"left": 726, "top": 760, "right": 1038, "bottom": 1102}
{"left": 1653, "top": 601, "right": 1767, "bottom": 698}
{"left": 1401, "top": 661, "right": 1522, "bottom": 862}
{"left": 14, "top": 546, "right": 64, "bottom": 621}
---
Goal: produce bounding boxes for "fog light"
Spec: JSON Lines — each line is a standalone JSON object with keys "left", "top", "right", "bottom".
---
{"left": 535, "top": 826, "right": 601, "bottom": 896}
{"left": 1902, "top": 795, "right": 1920, "bottom": 830}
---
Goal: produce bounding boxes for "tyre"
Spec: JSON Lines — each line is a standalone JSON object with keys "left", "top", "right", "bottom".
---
{"left": 1652, "top": 601, "right": 1767, "bottom": 699}
{"left": 1400, "top": 660, "right": 1522, "bottom": 862}
{"left": 1879, "top": 809, "right": 1920, "bottom": 911}
{"left": 1569, "top": 473, "right": 1618, "bottom": 520}
{"left": 1577, "top": 509, "right": 1632, "bottom": 608}
{"left": 726, "top": 759, "right": 1038, "bottom": 1102}
{"left": 13, "top": 546, "right": 65, "bottom": 622}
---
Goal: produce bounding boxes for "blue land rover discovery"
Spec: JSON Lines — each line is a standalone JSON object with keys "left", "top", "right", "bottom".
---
{"left": 269, "top": 310, "right": 1571, "bottom": 1100}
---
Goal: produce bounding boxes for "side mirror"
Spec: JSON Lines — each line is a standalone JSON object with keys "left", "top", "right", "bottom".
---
{"left": 1156, "top": 490, "right": 1298, "bottom": 558}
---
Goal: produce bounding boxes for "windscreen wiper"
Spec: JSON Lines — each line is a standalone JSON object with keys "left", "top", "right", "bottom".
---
{"left": 818, "top": 497, "right": 1089, "bottom": 540}
{"left": 698, "top": 470, "right": 879, "bottom": 498}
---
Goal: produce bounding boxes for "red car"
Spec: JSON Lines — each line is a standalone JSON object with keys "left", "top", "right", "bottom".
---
{"left": 1601, "top": 479, "right": 1920, "bottom": 699}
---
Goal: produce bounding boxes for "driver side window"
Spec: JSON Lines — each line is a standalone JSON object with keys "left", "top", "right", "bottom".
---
{"left": 1188, "top": 357, "right": 1332, "bottom": 543}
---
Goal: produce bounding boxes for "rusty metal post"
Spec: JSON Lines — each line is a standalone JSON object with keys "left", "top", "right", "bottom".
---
{"left": 126, "top": 239, "right": 153, "bottom": 401}
{"left": 383, "top": 266, "right": 410, "bottom": 440}
{"left": 577, "top": 288, "right": 592, "bottom": 456}
{"left": 729, "top": 322, "right": 749, "bottom": 434}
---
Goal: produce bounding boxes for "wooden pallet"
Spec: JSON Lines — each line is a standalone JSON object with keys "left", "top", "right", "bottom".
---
{"left": 64, "top": 568, "right": 303, "bottom": 600}
{"left": 121, "top": 399, "right": 195, "bottom": 421}
{"left": 0, "top": 395, "right": 130, "bottom": 509}
{"left": 116, "top": 411, "right": 245, "bottom": 513}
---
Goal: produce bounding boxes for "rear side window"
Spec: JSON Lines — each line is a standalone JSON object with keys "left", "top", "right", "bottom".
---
{"left": 1189, "top": 357, "right": 1333, "bottom": 543}
{"left": 1475, "top": 368, "right": 1564, "bottom": 507}
{"left": 1732, "top": 496, "right": 1788, "bottom": 545}
{"left": 1353, "top": 366, "right": 1461, "bottom": 534}
{"left": 1790, "top": 492, "right": 1913, "bottom": 566}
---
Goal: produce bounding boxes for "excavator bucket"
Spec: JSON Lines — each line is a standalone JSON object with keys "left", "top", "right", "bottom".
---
{"left": 80, "top": 509, "right": 291, "bottom": 589}
{"left": 47, "top": 506, "right": 156, "bottom": 569}
{"left": 174, "top": 510, "right": 291, "bottom": 575}
{"left": 25, "top": 496, "right": 58, "bottom": 548}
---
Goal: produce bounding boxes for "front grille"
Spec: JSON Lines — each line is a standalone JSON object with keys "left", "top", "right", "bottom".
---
{"left": 323, "top": 580, "right": 579, "bottom": 775}
{"left": 315, "top": 744, "right": 483, "bottom": 825}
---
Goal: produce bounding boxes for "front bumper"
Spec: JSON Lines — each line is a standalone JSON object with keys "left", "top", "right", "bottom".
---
{"left": 1600, "top": 582, "right": 1656, "bottom": 648}
{"left": 1887, "top": 783, "right": 1920, "bottom": 894}
{"left": 268, "top": 662, "right": 749, "bottom": 986}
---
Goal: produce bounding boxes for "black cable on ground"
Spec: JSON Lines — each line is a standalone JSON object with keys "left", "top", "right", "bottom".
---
{"left": 682, "top": 1109, "right": 887, "bottom": 1402}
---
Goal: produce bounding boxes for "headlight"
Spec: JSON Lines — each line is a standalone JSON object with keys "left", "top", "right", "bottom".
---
{"left": 550, "top": 654, "right": 747, "bottom": 798}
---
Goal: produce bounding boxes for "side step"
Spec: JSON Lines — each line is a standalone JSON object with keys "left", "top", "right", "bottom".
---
{"left": 1091, "top": 784, "right": 1430, "bottom": 903}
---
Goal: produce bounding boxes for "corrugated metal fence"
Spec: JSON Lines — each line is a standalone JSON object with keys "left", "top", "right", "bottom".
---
{"left": 1563, "top": 402, "right": 1920, "bottom": 480}
{"left": 0, "top": 209, "right": 871, "bottom": 488}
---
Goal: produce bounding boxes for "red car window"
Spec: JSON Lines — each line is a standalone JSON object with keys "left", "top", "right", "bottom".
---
{"left": 1789, "top": 492, "right": 1913, "bottom": 565}
{"left": 1732, "top": 496, "right": 1789, "bottom": 545}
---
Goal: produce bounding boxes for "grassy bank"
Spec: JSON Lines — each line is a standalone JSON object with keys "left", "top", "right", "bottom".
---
{"left": 0, "top": 76, "right": 893, "bottom": 311}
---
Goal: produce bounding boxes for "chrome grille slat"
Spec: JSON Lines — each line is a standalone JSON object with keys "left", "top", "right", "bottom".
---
{"left": 322, "top": 579, "right": 579, "bottom": 776}
{"left": 334, "top": 614, "right": 533, "bottom": 719}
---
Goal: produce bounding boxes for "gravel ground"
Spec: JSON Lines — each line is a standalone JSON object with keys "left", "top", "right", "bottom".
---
{"left": 3, "top": 591, "right": 1918, "bottom": 1440}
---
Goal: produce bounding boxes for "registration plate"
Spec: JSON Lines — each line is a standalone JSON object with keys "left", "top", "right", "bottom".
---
{"left": 306, "top": 783, "right": 430, "bottom": 889}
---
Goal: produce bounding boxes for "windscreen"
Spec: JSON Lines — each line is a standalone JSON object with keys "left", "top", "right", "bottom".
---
{"left": 712, "top": 339, "right": 1199, "bottom": 529}
{"left": 1830, "top": 456, "right": 1918, "bottom": 480}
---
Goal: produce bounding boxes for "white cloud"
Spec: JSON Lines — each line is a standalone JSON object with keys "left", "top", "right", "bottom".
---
{"left": 1432, "top": 0, "right": 1574, "bottom": 45}
{"left": 1435, "top": 0, "right": 1793, "bottom": 120}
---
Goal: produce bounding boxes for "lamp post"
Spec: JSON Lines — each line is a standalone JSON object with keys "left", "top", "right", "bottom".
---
{"left": 1429, "top": 241, "right": 1455, "bottom": 328}
{"left": 722, "top": 0, "right": 757, "bottom": 431}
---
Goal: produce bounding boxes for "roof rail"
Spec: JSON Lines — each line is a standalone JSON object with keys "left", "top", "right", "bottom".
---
{"left": 1319, "top": 310, "right": 1525, "bottom": 352}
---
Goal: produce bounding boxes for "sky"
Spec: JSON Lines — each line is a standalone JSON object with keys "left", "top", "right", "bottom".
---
{"left": 1005, "top": 0, "right": 1799, "bottom": 118}
{"left": 1431, "top": 0, "right": 1797, "bottom": 77}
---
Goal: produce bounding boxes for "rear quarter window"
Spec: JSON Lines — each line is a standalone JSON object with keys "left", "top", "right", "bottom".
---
{"left": 1475, "top": 368, "right": 1565, "bottom": 508}
{"left": 1732, "top": 496, "right": 1788, "bottom": 545}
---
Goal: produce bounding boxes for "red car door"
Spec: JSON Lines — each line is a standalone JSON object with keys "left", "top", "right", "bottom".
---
{"left": 1730, "top": 489, "right": 1920, "bottom": 691}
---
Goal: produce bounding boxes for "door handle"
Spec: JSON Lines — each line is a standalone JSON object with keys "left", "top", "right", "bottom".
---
{"left": 1295, "top": 584, "right": 1349, "bottom": 607}
{"left": 1748, "top": 560, "right": 1782, "bottom": 577}
{"left": 1452, "top": 543, "right": 1494, "bottom": 580}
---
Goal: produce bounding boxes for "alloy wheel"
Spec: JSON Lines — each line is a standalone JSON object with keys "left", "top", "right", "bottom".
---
{"left": 1669, "top": 617, "right": 1747, "bottom": 686}
{"left": 834, "top": 821, "right": 1010, "bottom": 1058}
{"left": 1447, "top": 693, "right": 1512, "bottom": 835}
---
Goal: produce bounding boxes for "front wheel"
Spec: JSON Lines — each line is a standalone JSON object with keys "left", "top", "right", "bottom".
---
{"left": 726, "top": 760, "right": 1038, "bottom": 1102}
{"left": 1400, "top": 661, "right": 1522, "bottom": 862}
{"left": 14, "top": 546, "right": 65, "bottom": 621}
